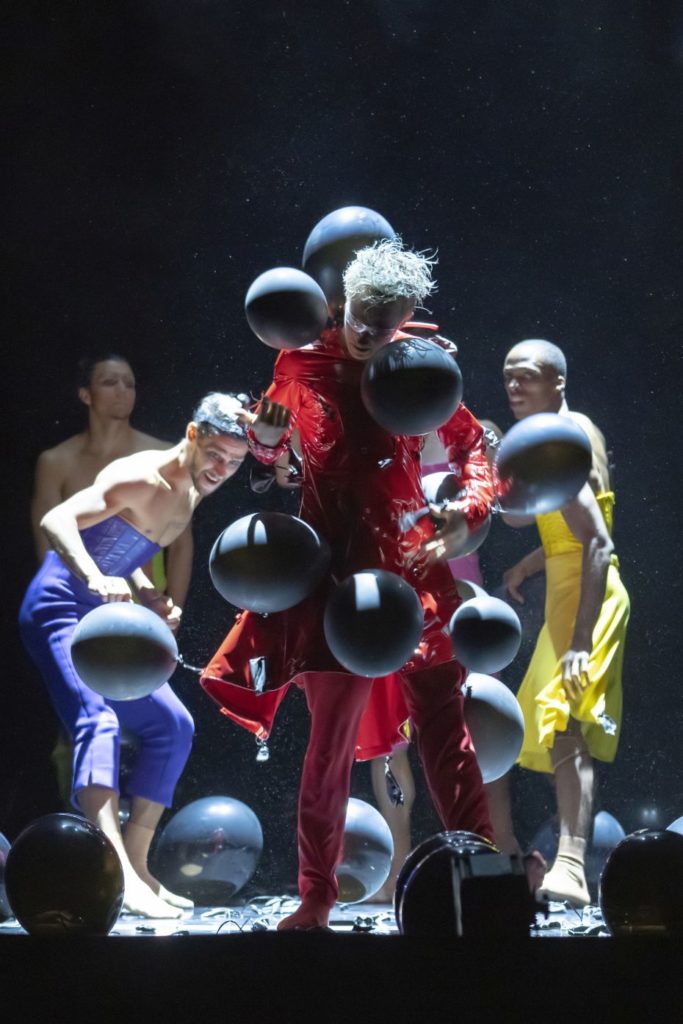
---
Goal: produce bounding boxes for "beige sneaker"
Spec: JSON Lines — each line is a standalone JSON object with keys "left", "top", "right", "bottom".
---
{"left": 538, "top": 836, "right": 590, "bottom": 908}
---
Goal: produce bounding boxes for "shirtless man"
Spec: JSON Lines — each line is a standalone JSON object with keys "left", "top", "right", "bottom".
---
{"left": 20, "top": 393, "right": 259, "bottom": 918}
{"left": 31, "top": 353, "right": 192, "bottom": 608}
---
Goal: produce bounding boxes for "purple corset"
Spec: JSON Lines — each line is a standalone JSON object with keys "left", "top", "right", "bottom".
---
{"left": 79, "top": 516, "right": 161, "bottom": 577}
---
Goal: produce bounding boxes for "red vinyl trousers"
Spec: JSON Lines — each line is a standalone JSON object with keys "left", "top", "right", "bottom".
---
{"left": 297, "top": 662, "right": 493, "bottom": 910}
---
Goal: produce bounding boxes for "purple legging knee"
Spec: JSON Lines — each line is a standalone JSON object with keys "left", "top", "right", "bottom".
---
{"left": 19, "top": 553, "right": 194, "bottom": 808}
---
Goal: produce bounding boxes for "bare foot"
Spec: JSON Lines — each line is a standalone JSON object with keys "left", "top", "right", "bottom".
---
{"left": 277, "top": 901, "right": 331, "bottom": 931}
{"left": 130, "top": 864, "right": 194, "bottom": 910}
{"left": 121, "top": 872, "right": 183, "bottom": 919}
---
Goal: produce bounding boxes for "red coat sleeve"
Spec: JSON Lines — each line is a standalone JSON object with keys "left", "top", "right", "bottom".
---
{"left": 247, "top": 355, "right": 307, "bottom": 465}
{"left": 436, "top": 404, "right": 494, "bottom": 528}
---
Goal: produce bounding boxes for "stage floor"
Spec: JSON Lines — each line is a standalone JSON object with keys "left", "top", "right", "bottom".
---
{"left": 0, "top": 894, "right": 608, "bottom": 937}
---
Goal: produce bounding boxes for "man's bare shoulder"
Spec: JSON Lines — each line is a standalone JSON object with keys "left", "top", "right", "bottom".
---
{"left": 36, "top": 433, "right": 89, "bottom": 467}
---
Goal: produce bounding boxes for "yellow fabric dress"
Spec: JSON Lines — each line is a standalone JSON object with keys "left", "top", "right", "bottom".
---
{"left": 516, "top": 492, "right": 630, "bottom": 773}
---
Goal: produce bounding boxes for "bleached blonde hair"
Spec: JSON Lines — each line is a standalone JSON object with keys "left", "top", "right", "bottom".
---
{"left": 343, "top": 238, "right": 437, "bottom": 309}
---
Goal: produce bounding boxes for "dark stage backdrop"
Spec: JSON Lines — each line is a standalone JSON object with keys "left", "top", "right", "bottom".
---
{"left": 3, "top": 1, "right": 681, "bottom": 892}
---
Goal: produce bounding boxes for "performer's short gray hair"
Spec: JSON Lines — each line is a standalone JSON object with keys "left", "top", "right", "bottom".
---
{"left": 512, "top": 339, "right": 567, "bottom": 380}
{"left": 343, "top": 238, "right": 437, "bottom": 309}
{"left": 193, "top": 392, "right": 249, "bottom": 440}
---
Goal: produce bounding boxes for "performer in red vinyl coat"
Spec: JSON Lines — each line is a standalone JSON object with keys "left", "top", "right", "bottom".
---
{"left": 201, "top": 240, "right": 495, "bottom": 928}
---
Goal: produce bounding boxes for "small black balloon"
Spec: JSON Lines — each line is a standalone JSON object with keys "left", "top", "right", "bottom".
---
{"left": 71, "top": 603, "right": 178, "bottom": 701}
{"left": 324, "top": 569, "right": 424, "bottom": 676}
{"left": 5, "top": 813, "right": 124, "bottom": 935}
{"left": 336, "top": 798, "right": 394, "bottom": 903}
{"left": 302, "top": 206, "right": 395, "bottom": 315}
{"left": 361, "top": 337, "right": 463, "bottom": 436}
{"left": 599, "top": 829, "right": 683, "bottom": 936}
{"left": 463, "top": 673, "right": 525, "bottom": 783}
{"left": 210, "top": 512, "right": 330, "bottom": 614}
{"left": 153, "top": 797, "right": 263, "bottom": 904}
{"left": 495, "top": 412, "right": 592, "bottom": 515}
{"left": 395, "top": 831, "right": 497, "bottom": 936}
{"left": 450, "top": 596, "right": 522, "bottom": 674}
{"left": 245, "top": 267, "right": 329, "bottom": 350}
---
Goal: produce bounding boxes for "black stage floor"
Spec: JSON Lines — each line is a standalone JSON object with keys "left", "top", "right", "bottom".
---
{"left": 3, "top": 898, "right": 682, "bottom": 1022}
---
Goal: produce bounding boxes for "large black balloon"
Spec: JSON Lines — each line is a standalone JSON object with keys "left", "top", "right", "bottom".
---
{"left": 0, "top": 832, "right": 11, "bottom": 922}
{"left": 336, "top": 798, "right": 394, "bottom": 903}
{"left": 450, "top": 596, "right": 522, "bottom": 674}
{"left": 302, "top": 206, "right": 396, "bottom": 315}
{"left": 463, "top": 673, "right": 525, "bottom": 783}
{"left": 599, "top": 829, "right": 683, "bottom": 936}
{"left": 324, "top": 569, "right": 424, "bottom": 676}
{"left": 395, "top": 831, "right": 497, "bottom": 936}
{"left": 495, "top": 412, "right": 592, "bottom": 515}
{"left": 244, "top": 267, "right": 329, "bottom": 350}
{"left": 422, "top": 472, "right": 491, "bottom": 555}
{"left": 361, "top": 337, "right": 463, "bottom": 436}
{"left": 209, "top": 512, "right": 330, "bottom": 614}
{"left": 4, "top": 813, "right": 124, "bottom": 935}
{"left": 71, "top": 603, "right": 178, "bottom": 701}
{"left": 153, "top": 797, "right": 263, "bottom": 904}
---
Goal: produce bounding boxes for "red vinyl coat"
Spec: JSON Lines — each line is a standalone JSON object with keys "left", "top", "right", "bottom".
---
{"left": 201, "top": 326, "right": 494, "bottom": 758}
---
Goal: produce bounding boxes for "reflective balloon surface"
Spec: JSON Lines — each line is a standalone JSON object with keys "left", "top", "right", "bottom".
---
{"left": 361, "top": 337, "right": 463, "bottom": 436}
{"left": 463, "top": 673, "right": 525, "bottom": 782}
{"left": 210, "top": 512, "right": 330, "bottom": 613}
{"left": 71, "top": 603, "right": 177, "bottom": 701}
{"left": 245, "top": 267, "right": 329, "bottom": 350}
{"left": 302, "top": 206, "right": 395, "bottom": 315}
{"left": 494, "top": 412, "right": 592, "bottom": 515}
{"left": 324, "top": 569, "right": 424, "bottom": 676}
{"left": 599, "top": 829, "right": 683, "bottom": 935}
{"left": 4, "top": 813, "right": 124, "bottom": 935}
{"left": 336, "top": 798, "right": 394, "bottom": 903}
{"left": 153, "top": 797, "right": 263, "bottom": 904}
{"left": 450, "top": 596, "right": 522, "bottom": 674}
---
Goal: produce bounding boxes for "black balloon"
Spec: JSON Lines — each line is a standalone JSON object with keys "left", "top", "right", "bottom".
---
{"left": 71, "top": 603, "right": 178, "bottom": 701}
{"left": 336, "top": 798, "right": 394, "bottom": 903}
{"left": 395, "top": 830, "right": 497, "bottom": 936}
{"left": 302, "top": 205, "right": 396, "bottom": 315}
{"left": 153, "top": 797, "right": 263, "bottom": 904}
{"left": 4, "top": 813, "right": 124, "bottom": 935}
{"left": 495, "top": 412, "right": 592, "bottom": 515}
{"left": 361, "top": 337, "right": 463, "bottom": 436}
{"left": 422, "top": 472, "right": 491, "bottom": 556}
{"left": 599, "top": 829, "right": 683, "bottom": 936}
{"left": 0, "top": 832, "right": 11, "bottom": 922}
{"left": 244, "top": 267, "right": 329, "bottom": 350}
{"left": 450, "top": 596, "right": 522, "bottom": 674}
{"left": 463, "top": 673, "right": 525, "bottom": 783}
{"left": 210, "top": 512, "right": 330, "bottom": 614}
{"left": 324, "top": 569, "right": 424, "bottom": 676}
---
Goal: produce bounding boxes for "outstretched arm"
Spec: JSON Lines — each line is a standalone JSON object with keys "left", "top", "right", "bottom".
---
{"left": 503, "top": 545, "right": 546, "bottom": 603}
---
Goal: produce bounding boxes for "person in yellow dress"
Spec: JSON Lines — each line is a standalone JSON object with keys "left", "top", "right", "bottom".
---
{"left": 486, "top": 338, "right": 630, "bottom": 906}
